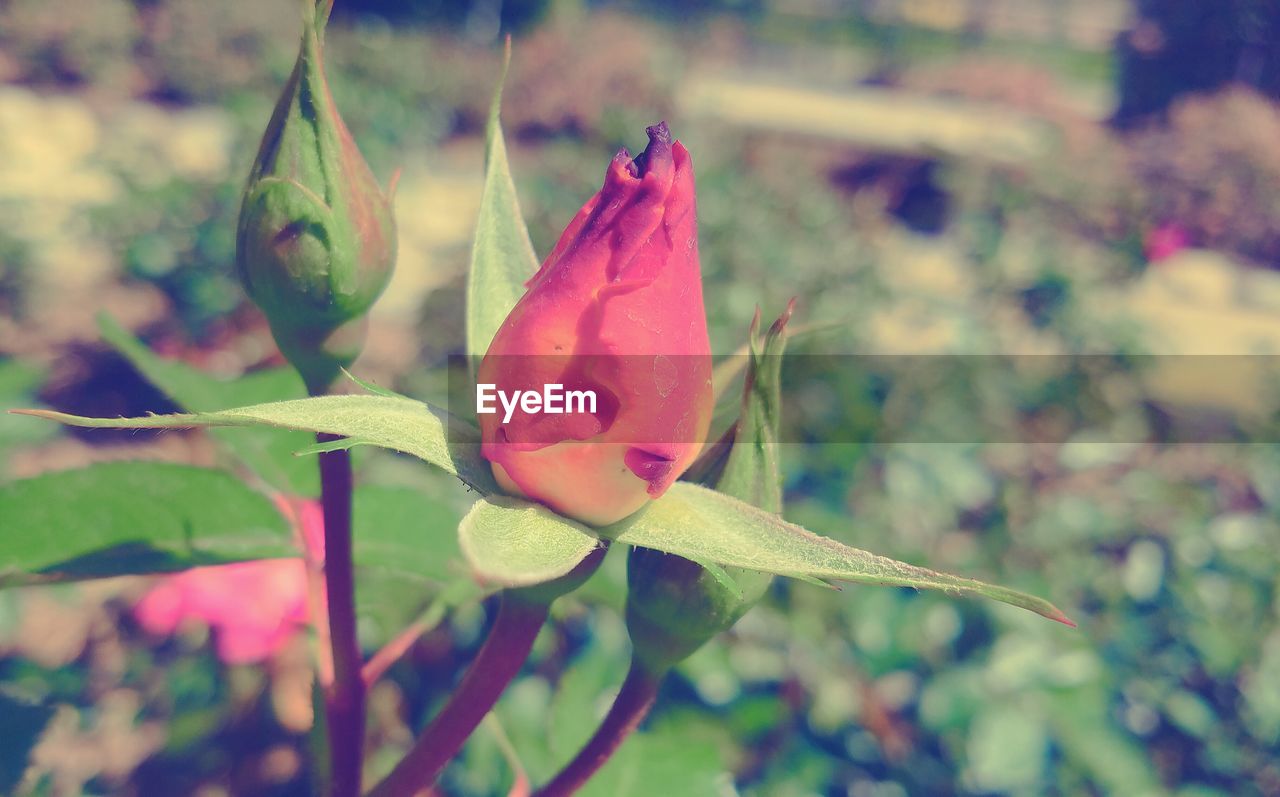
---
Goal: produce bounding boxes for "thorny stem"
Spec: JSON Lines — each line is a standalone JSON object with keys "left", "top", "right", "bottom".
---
{"left": 317, "top": 435, "right": 364, "bottom": 797}
{"left": 531, "top": 661, "right": 662, "bottom": 797}
{"left": 366, "top": 594, "right": 551, "bottom": 797}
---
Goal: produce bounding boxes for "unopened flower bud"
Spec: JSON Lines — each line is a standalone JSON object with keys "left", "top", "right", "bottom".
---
{"left": 478, "top": 122, "right": 713, "bottom": 526}
{"left": 236, "top": 1, "right": 396, "bottom": 392}
{"left": 626, "top": 302, "right": 794, "bottom": 675}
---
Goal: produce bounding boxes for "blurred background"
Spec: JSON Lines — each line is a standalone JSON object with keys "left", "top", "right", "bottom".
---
{"left": 3, "top": 0, "right": 1280, "bottom": 795}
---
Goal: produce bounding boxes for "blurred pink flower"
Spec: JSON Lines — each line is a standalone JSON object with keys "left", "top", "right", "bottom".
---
{"left": 133, "top": 495, "right": 325, "bottom": 664}
{"left": 1145, "top": 222, "right": 1191, "bottom": 262}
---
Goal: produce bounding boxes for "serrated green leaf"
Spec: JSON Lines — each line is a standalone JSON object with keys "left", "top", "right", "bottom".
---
{"left": 466, "top": 41, "right": 539, "bottom": 360}
{"left": 0, "top": 462, "right": 293, "bottom": 588}
{"left": 611, "top": 483, "right": 1074, "bottom": 625}
{"left": 458, "top": 496, "right": 603, "bottom": 588}
{"left": 14, "top": 393, "right": 498, "bottom": 496}
{"left": 453, "top": 486, "right": 1072, "bottom": 625}
{"left": 98, "top": 314, "right": 317, "bottom": 494}
{"left": 9, "top": 398, "right": 1071, "bottom": 623}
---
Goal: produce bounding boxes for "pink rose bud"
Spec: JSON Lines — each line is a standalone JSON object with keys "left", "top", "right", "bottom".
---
{"left": 1144, "top": 221, "right": 1190, "bottom": 262}
{"left": 478, "top": 123, "right": 712, "bottom": 526}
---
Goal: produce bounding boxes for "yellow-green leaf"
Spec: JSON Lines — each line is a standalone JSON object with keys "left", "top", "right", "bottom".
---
{"left": 13, "top": 394, "right": 497, "bottom": 496}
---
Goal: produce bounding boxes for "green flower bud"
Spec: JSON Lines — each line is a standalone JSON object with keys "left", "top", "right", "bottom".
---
{"left": 236, "top": 0, "right": 396, "bottom": 392}
{"left": 625, "top": 301, "right": 795, "bottom": 675}
{"left": 626, "top": 549, "right": 771, "bottom": 675}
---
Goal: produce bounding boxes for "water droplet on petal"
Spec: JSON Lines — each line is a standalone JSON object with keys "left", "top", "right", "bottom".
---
{"left": 653, "top": 355, "right": 677, "bottom": 398}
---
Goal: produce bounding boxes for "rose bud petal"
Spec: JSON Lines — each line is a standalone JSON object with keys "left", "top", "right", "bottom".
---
{"left": 236, "top": 1, "right": 396, "bottom": 392}
{"left": 478, "top": 122, "right": 712, "bottom": 526}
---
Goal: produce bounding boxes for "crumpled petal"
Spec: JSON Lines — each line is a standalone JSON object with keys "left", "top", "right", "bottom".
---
{"left": 479, "top": 123, "right": 712, "bottom": 526}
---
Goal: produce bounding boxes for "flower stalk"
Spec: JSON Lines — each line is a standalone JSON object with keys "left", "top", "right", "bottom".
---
{"left": 236, "top": 0, "right": 399, "bottom": 785}
{"left": 530, "top": 661, "right": 662, "bottom": 797}
{"left": 367, "top": 547, "right": 605, "bottom": 795}
{"left": 364, "top": 593, "right": 550, "bottom": 797}
{"left": 316, "top": 435, "right": 364, "bottom": 797}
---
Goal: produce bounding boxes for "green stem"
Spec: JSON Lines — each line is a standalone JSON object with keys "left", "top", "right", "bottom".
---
{"left": 366, "top": 593, "right": 551, "bottom": 797}
{"left": 318, "top": 436, "right": 365, "bottom": 797}
{"left": 531, "top": 660, "right": 662, "bottom": 797}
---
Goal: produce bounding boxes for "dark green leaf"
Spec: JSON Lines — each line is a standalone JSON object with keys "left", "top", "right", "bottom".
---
{"left": 0, "top": 462, "right": 292, "bottom": 587}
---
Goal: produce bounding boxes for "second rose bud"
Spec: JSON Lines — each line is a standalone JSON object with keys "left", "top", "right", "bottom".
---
{"left": 237, "top": 2, "right": 397, "bottom": 393}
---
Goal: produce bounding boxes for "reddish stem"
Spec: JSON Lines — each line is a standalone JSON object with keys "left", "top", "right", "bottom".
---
{"left": 531, "top": 661, "right": 661, "bottom": 797}
{"left": 318, "top": 436, "right": 365, "bottom": 797}
{"left": 366, "top": 594, "right": 550, "bottom": 797}
{"left": 362, "top": 610, "right": 439, "bottom": 689}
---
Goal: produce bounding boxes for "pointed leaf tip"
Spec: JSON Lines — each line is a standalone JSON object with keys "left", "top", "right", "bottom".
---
{"left": 1049, "top": 609, "right": 1078, "bottom": 628}
{"left": 770, "top": 297, "right": 797, "bottom": 338}
{"left": 466, "top": 41, "right": 539, "bottom": 360}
